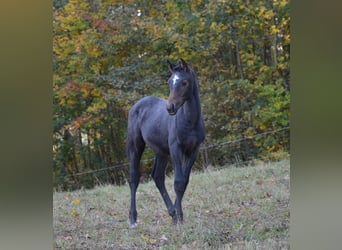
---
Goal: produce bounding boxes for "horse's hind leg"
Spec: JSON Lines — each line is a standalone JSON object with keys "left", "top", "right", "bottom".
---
{"left": 127, "top": 136, "right": 145, "bottom": 228}
{"left": 151, "top": 156, "right": 175, "bottom": 218}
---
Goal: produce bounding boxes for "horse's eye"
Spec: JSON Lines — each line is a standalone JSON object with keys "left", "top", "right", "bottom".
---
{"left": 182, "top": 81, "right": 188, "bottom": 86}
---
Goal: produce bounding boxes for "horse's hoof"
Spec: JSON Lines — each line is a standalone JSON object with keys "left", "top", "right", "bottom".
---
{"left": 130, "top": 222, "right": 138, "bottom": 229}
{"left": 173, "top": 220, "right": 183, "bottom": 226}
{"left": 172, "top": 216, "right": 183, "bottom": 225}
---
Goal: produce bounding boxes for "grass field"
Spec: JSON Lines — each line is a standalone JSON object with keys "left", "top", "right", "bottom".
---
{"left": 53, "top": 159, "right": 289, "bottom": 249}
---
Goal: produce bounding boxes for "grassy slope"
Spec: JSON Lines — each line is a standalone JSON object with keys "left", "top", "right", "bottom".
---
{"left": 53, "top": 159, "right": 289, "bottom": 249}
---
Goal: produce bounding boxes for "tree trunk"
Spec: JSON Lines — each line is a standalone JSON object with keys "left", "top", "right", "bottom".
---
{"left": 235, "top": 41, "right": 244, "bottom": 79}
{"left": 87, "top": 128, "right": 93, "bottom": 170}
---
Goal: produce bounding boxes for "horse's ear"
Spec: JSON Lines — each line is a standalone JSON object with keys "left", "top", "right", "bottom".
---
{"left": 179, "top": 58, "right": 190, "bottom": 72}
{"left": 167, "top": 60, "right": 174, "bottom": 73}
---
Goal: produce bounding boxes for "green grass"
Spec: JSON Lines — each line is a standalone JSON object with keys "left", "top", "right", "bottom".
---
{"left": 53, "top": 159, "right": 289, "bottom": 249}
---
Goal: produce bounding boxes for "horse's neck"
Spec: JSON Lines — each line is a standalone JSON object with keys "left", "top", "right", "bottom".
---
{"left": 178, "top": 83, "right": 202, "bottom": 129}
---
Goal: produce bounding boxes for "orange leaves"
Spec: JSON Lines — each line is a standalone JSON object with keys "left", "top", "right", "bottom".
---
{"left": 65, "top": 195, "right": 81, "bottom": 218}
{"left": 56, "top": 80, "right": 107, "bottom": 133}
{"left": 92, "top": 18, "right": 109, "bottom": 33}
{"left": 57, "top": 81, "right": 97, "bottom": 103}
{"left": 53, "top": 0, "right": 110, "bottom": 79}
{"left": 141, "top": 233, "right": 158, "bottom": 245}
{"left": 53, "top": 0, "right": 290, "bottom": 190}
{"left": 64, "top": 116, "right": 89, "bottom": 134}
{"left": 72, "top": 198, "right": 81, "bottom": 204}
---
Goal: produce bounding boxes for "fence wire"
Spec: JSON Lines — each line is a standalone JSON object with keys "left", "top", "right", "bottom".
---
{"left": 57, "top": 126, "right": 289, "bottom": 181}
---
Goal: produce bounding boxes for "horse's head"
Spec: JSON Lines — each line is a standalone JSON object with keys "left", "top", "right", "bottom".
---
{"left": 166, "top": 59, "right": 195, "bottom": 115}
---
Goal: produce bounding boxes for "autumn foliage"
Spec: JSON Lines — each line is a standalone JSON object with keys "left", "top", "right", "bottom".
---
{"left": 53, "top": 0, "right": 290, "bottom": 190}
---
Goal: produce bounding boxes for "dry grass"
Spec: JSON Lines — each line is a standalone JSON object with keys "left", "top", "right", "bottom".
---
{"left": 54, "top": 159, "right": 289, "bottom": 249}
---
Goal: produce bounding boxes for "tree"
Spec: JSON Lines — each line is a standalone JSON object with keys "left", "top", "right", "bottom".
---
{"left": 53, "top": 0, "right": 290, "bottom": 190}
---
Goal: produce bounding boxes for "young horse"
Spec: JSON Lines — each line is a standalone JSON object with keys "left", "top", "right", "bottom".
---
{"left": 126, "top": 59, "right": 205, "bottom": 228}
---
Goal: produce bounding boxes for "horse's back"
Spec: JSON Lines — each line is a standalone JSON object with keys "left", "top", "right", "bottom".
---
{"left": 128, "top": 96, "right": 167, "bottom": 122}
{"left": 129, "top": 96, "right": 165, "bottom": 112}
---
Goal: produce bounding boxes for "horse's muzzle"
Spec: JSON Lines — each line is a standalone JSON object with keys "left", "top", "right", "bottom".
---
{"left": 166, "top": 103, "right": 177, "bottom": 115}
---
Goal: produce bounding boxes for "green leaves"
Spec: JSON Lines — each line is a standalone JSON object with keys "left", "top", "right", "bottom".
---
{"left": 53, "top": 0, "right": 290, "bottom": 190}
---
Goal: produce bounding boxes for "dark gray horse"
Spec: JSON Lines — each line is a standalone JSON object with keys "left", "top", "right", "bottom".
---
{"left": 126, "top": 59, "right": 205, "bottom": 228}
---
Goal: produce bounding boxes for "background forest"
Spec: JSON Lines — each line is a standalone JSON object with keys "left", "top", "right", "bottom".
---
{"left": 53, "top": 0, "right": 290, "bottom": 190}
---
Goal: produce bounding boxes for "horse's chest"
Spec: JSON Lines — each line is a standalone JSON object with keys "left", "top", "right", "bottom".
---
{"left": 171, "top": 115, "right": 205, "bottom": 151}
{"left": 176, "top": 127, "right": 203, "bottom": 151}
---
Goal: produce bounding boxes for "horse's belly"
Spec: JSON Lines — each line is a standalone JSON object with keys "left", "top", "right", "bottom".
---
{"left": 146, "top": 138, "right": 169, "bottom": 156}
{"left": 142, "top": 128, "right": 169, "bottom": 156}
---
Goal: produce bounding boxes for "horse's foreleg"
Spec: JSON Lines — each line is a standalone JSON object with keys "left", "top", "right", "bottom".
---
{"left": 173, "top": 147, "right": 200, "bottom": 224}
{"left": 170, "top": 147, "right": 186, "bottom": 224}
{"left": 152, "top": 156, "right": 175, "bottom": 217}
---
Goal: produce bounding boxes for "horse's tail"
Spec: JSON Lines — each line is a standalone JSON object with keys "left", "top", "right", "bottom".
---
{"left": 126, "top": 104, "right": 145, "bottom": 161}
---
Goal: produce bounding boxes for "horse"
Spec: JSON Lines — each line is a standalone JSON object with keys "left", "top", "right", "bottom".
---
{"left": 126, "top": 59, "right": 205, "bottom": 228}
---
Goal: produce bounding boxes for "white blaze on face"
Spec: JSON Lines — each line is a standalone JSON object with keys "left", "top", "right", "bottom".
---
{"left": 171, "top": 74, "right": 180, "bottom": 87}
